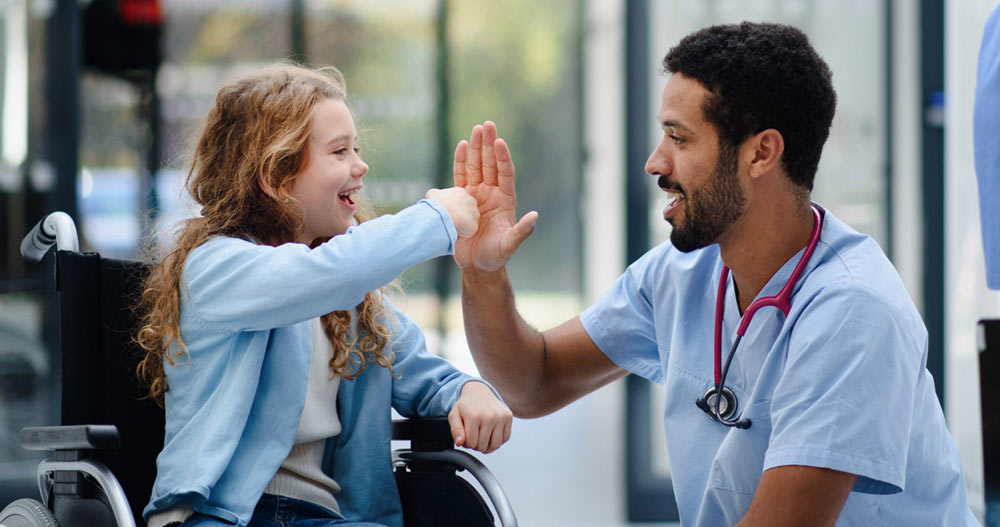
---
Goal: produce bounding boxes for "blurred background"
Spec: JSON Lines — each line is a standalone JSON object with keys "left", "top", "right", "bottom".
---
{"left": 0, "top": 0, "right": 998, "bottom": 525}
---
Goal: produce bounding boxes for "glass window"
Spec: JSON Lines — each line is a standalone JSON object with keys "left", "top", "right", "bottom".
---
{"left": 77, "top": 81, "right": 144, "bottom": 260}
{"left": 0, "top": 294, "right": 52, "bottom": 504}
{"left": 0, "top": 0, "right": 58, "bottom": 505}
{"left": 646, "top": 0, "right": 887, "bottom": 247}
{"left": 299, "top": 1, "right": 586, "bottom": 360}
{"left": 2, "top": 1, "right": 589, "bottom": 520}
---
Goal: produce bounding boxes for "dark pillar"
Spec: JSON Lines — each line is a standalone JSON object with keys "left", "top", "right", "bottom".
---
{"left": 290, "top": 0, "right": 306, "bottom": 63}
{"left": 42, "top": 0, "right": 81, "bottom": 220}
{"left": 920, "top": 0, "right": 945, "bottom": 406}
{"left": 624, "top": 0, "right": 679, "bottom": 522}
{"left": 433, "top": 0, "right": 451, "bottom": 337}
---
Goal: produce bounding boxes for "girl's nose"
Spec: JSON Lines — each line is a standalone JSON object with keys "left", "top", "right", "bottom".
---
{"left": 354, "top": 159, "right": 369, "bottom": 179}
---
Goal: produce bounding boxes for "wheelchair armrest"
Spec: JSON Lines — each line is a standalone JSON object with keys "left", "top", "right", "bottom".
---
{"left": 391, "top": 417, "right": 454, "bottom": 452}
{"left": 392, "top": 418, "right": 519, "bottom": 526}
{"left": 20, "top": 425, "right": 121, "bottom": 452}
{"left": 396, "top": 449, "right": 518, "bottom": 527}
{"left": 19, "top": 425, "right": 136, "bottom": 527}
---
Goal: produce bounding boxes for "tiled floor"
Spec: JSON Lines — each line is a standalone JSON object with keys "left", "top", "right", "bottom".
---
{"left": 444, "top": 378, "right": 677, "bottom": 527}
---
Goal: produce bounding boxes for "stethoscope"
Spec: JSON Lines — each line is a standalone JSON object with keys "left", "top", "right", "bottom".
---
{"left": 695, "top": 205, "right": 823, "bottom": 429}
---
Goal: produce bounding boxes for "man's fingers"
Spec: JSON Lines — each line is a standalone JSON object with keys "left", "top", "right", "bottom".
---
{"left": 495, "top": 139, "right": 517, "bottom": 195}
{"left": 482, "top": 121, "right": 498, "bottom": 186}
{"left": 466, "top": 125, "right": 484, "bottom": 186}
{"left": 448, "top": 408, "right": 465, "bottom": 446}
{"left": 454, "top": 140, "right": 469, "bottom": 188}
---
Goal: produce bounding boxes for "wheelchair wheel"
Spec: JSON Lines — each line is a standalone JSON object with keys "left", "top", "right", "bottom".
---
{"left": 0, "top": 499, "right": 60, "bottom": 527}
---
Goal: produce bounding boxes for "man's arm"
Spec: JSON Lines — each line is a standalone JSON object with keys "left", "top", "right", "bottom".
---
{"left": 738, "top": 465, "right": 857, "bottom": 527}
{"left": 461, "top": 266, "right": 626, "bottom": 417}
{"left": 455, "top": 122, "right": 626, "bottom": 417}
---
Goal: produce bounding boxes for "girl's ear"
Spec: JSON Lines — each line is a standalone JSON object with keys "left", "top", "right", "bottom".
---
{"left": 257, "top": 173, "right": 281, "bottom": 201}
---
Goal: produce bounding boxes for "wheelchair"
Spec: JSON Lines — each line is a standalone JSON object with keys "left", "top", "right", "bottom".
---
{"left": 0, "top": 212, "right": 517, "bottom": 527}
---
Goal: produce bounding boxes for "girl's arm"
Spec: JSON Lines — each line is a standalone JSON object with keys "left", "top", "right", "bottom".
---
{"left": 385, "top": 300, "right": 511, "bottom": 452}
{"left": 183, "top": 200, "right": 456, "bottom": 332}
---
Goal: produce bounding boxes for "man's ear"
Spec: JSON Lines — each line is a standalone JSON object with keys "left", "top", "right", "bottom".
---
{"left": 745, "top": 128, "right": 785, "bottom": 179}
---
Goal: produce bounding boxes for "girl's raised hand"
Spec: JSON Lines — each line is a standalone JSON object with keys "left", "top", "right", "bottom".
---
{"left": 425, "top": 187, "right": 480, "bottom": 238}
{"left": 447, "top": 381, "right": 513, "bottom": 454}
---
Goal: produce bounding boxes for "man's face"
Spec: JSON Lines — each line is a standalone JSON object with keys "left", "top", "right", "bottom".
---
{"left": 645, "top": 74, "right": 746, "bottom": 252}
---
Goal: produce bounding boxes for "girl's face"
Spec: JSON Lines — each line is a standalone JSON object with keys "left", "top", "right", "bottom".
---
{"left": 290, "top": 98, "right": 369, "bottom": 244}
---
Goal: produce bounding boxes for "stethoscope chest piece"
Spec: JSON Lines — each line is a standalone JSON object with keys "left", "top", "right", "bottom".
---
{"left": 699, "top": 386, "right": 738, "bottom": 421}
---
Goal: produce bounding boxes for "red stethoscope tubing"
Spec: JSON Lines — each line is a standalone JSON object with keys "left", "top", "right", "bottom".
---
{"left": 712, "top": 205, "right": 824, "bottom": 385}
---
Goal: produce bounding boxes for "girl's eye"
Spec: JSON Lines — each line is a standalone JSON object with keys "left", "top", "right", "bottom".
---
{"left": 333, "top": 148, "right": 347, "bottom": 155}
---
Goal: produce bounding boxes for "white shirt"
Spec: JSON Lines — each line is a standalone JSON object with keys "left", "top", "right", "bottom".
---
{"left": 263, "top": 317, "right": 342, "bottom": 512}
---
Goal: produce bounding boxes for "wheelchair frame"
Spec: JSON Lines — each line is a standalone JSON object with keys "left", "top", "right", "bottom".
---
{"left": 2, "top": 211, "right": 517, "bottom": 527}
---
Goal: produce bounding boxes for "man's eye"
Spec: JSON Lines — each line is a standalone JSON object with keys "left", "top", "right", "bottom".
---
{"left": 669, "top": 134, "right": 684, "bottom": 145}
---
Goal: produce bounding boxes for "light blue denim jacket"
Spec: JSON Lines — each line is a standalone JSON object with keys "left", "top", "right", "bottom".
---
{"left": 322, "top": 298, "right": 482, "bottom": 526}
{"left": 142, "top": 200, "right": 481, "bottom": 526}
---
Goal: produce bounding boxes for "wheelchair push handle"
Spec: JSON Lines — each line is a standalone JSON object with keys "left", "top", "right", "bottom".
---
{"left": 21, "top": 211, "right": 79, "bottom": 262}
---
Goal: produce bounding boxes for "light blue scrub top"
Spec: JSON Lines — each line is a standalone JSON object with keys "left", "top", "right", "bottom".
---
{"left": 581, "top": 207, "right": 977, "bottom": 526}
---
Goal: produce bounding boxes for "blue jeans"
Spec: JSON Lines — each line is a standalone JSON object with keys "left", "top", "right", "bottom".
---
{"left": 180, "top": 494, "right": 388, "bottom": 527}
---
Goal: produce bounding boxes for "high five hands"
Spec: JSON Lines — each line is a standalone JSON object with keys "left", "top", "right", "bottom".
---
{"left": 453, "top": 121, "right": 539, "bottom": 271}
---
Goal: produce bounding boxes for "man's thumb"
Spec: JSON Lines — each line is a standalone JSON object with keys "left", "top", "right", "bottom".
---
{"left": 502, "top": 211, "right": 538, "bottom": 254}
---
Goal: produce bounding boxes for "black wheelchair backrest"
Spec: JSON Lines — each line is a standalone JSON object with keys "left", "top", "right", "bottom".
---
{"left": 54, "top": 251, "right": 163, "bottom": 522}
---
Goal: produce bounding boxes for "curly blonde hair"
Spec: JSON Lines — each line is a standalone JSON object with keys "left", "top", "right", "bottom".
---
{"left": 136, "top": 64, "right": 394, "bottom": 406}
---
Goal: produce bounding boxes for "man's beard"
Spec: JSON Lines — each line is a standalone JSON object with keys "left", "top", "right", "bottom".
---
{"left": 669, "top": 142, "right": 746, "bottom": 253}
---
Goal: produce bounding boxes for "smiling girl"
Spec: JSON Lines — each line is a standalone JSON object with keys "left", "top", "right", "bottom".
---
{"left": 135, "top": 64, "right": 511, "bottom": 527}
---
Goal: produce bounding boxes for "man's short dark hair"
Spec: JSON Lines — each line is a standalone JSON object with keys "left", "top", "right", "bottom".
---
{"left": 664, "top": 22, "right": 836, "bottom": 191}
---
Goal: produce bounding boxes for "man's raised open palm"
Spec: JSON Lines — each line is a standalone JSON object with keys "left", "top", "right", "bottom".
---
{"left": 452, "top": 121, "right": 538, "bottom": 271}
